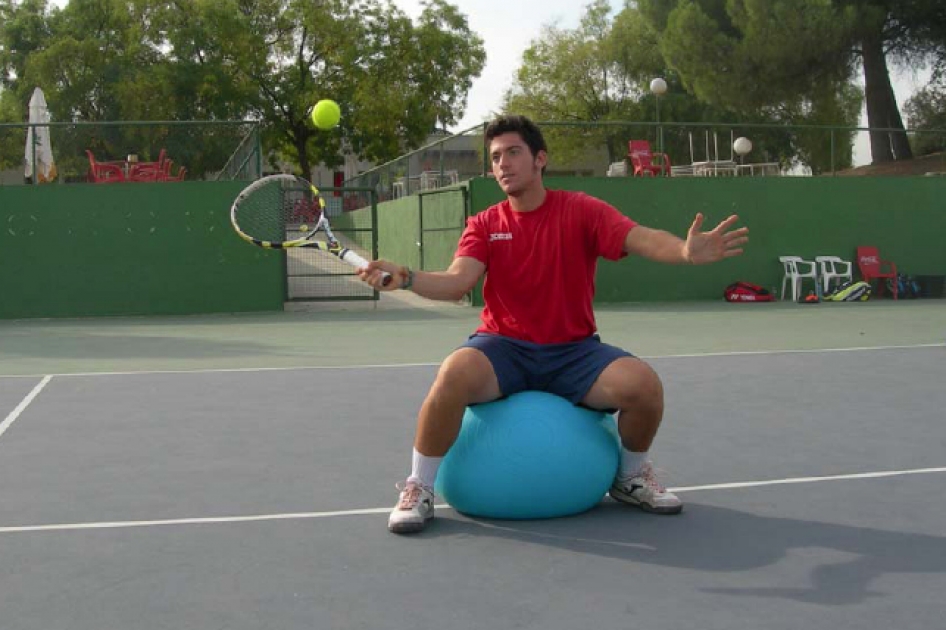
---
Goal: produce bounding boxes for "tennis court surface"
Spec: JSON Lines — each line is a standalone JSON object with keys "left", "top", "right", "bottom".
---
{"left": 1, "top": 298, "right": 943, "bottom": 629}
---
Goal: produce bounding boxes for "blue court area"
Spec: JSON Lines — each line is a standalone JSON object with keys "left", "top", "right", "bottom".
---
{"left": 0, "top": 299, "right": 943, "bottom": 629}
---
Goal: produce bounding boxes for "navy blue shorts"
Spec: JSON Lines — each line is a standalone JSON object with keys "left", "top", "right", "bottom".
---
{"left": 460, "top": 333, "right": 634, "bottom": 405}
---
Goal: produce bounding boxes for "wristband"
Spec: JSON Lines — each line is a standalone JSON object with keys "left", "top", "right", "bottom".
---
{"left": 399, "top": 266, "right": 414, "bottom": 291}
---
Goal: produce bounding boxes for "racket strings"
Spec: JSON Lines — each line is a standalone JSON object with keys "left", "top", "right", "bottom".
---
{"left": 235, "top": 178, "right": 323, "bottom": 244}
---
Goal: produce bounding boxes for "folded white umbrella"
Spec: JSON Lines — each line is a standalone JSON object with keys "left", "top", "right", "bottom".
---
{"left": 24, "top": 86, "right": 58, "bottom": 183}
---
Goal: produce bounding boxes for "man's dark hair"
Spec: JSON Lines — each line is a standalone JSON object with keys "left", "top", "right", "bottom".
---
{"left": 485, "top": 115, "right": 548, "bottom": 158}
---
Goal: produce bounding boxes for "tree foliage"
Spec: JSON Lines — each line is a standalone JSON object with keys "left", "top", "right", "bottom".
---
{"left": 503, "top": 0, "right": 857, "bottom": 173}
{"left": 503, "top": 0, "right": 653, "bottom": 164}
{"left": 0, "top": 0, "right": 486, "bottom": 177}
{"left": 905, "top": 78, "right": 946, "bottom": 155}
{"left": 638, "top": 0, "right": 946, "bottom": 164}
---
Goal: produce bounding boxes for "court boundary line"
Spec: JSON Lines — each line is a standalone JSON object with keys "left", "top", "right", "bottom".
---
{"left": 0, "top": 342, "right": 942, "bottom": 379}
{"left": 0, "top": 375, "right": 52, "bottom": 440}
{"left": 1, "top": 466, "right": 942, "bottom": 535}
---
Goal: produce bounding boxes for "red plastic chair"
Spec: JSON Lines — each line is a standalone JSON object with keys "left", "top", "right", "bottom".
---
{"left": 856, "top": 246, "right": 898, "bottom": 299}
{"left": 290, "top": 197, "right": 322, "bottom": 224}
{"left": 127, "top": 149, "right": 185, "bottom": 182}
{"left": 85, "top": 150, "right": 126, "bottom": 183}
{"left": 627, "top": 140, "right": 671, "bottom": 177}
{"left": 128, "top": 149, "right": 167, "bottom": 182}
{"left": 162, "top": 158, "right": 187, "bottom": 182}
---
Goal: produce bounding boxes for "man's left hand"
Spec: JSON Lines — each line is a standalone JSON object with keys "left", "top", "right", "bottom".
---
{"left": 684, "top": 213, "right": 749, "bottom": 264}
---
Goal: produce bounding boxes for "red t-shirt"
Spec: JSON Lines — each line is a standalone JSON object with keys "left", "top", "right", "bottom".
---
{"left": 455, "top": 189, "right": 637, "bottom": 343}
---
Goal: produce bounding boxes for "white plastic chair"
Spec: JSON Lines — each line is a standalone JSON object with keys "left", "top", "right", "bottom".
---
{"left": 779, "top": 256, "right": 819, "bottom": 302}
{"left": 815, "top": 256, "right": 853, "bottom": 295}
{"left": 392, "top": 178, "right": 407, "bottom": 199}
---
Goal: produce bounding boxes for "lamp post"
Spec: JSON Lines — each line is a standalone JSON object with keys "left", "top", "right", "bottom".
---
{"left": 733, "top": 136, "right": 752, "bottom": 175}
{"left": 649, "top": 77, "right": 668, "bottom": 157}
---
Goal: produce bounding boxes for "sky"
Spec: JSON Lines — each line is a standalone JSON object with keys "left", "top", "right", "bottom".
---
{"left": 389, "top": 0, "right": 623, "bottom": 131}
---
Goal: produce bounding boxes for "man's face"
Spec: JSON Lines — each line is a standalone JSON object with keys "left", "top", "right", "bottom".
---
{"left": 489, "top": 132, "right": 546, "bottom": 196}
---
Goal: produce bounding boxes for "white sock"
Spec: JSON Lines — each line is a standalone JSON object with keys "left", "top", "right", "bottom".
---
{"left": 618, "top": 448, "right": 650, "bottom": 480}
{"left": 408, "top": 448, "right": 443, "bottom": 490}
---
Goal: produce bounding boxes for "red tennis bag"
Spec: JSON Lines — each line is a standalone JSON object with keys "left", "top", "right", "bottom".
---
{"left": 724, "top": 281, "right": 776, "bottom": 302}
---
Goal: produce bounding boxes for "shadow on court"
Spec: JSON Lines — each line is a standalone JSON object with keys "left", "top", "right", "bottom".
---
{"left": 432, "top": 501, "right": 946, "bottom": 606}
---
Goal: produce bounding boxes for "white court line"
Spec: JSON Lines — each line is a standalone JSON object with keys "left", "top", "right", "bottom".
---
{"left": 1, "top": 342, "right": 942, "bottom": 380}
{"left": 0, "top": 363, "right": 441, "bottom": 379}
{"left": 670, "top": 466, "right": 946, "bottom": 492}
{"left": 649, "top": 342, "right": 945, "bottom": 360}
{"left": 1, "top": 466, "right": 943, "bottom": 535}
{"left": 0, "top": 375, "right": 52, "bottom": 440}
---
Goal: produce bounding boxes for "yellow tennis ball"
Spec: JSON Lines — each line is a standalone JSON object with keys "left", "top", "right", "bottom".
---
{"left": 299, "top": 224, "right": 309, "bottom": 232}
{"left": 311, "top": 99, "right": 341, "bottom": 130}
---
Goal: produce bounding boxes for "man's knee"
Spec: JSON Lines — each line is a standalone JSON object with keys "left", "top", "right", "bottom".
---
{"left": 589, "top": 358, "right": 664, "bottom": 412}
{"left": 433, "top": 348, "right": 501, "bottom": 403}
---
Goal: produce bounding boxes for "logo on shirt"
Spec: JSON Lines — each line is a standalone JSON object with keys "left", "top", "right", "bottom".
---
{"left": 489, "top": 232, "right": 513, "bottom": 241}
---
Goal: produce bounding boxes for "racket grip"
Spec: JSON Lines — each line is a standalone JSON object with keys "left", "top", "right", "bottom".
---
{"left": 338, "top": 249, "right": 393, "bottom": 287}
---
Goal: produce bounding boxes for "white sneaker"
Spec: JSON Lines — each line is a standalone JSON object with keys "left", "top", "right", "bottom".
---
{"left": 609, "top": 462, "right": 683, "bottom": 515}
{"left": 388, "top": 480, "right": 435, "bottom": 534}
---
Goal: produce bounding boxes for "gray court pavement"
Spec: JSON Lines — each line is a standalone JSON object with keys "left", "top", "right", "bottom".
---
{"left": 0, "top": 330, "right": 943, "bottom": 629}
{"left": 1, "top": 298, "right": 944, "bottom": 376}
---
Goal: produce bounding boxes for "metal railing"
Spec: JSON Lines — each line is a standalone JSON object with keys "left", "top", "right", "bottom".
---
{"left": 344, "top": 124, "right": 486, "bottom": 202}
{"left": 345, "top": 120, "right": 946, "bottom": 200}
{"left": 5, "top": 117, "right": 939, "bottom": 190}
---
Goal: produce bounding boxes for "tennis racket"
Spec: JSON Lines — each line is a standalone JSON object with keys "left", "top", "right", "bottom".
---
{"left": 230, "top": 173, "right": 391, "bottom": 286}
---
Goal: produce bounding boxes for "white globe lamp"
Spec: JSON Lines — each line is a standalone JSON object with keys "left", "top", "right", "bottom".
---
{"left": 733, "top": 136, "right": 752, "bottom": 157}
{"left": 649, "top": 78, "right": 668, "bottom": 96}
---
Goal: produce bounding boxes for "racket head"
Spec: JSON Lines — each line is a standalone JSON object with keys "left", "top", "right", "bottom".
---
{"left": 231, "top": 173, "right": 391, "bottom": 287}
{"left": 230, "top": 174, "right": 325, "bottom": 248}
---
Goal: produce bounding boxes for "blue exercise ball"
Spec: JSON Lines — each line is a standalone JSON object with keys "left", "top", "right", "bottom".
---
{"left": 435, "top": 391, "right": 620, "bottom": 519}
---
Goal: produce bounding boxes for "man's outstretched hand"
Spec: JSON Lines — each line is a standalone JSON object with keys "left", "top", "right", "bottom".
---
{"left": 684, "top": 213, "right": 749, "bottom": 264}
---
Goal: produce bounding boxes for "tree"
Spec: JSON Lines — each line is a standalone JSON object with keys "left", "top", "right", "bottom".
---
{"left": 639, "top": 0, "right": 946, "bottom": 164}
{"left": 0, "top": 0, "right": 42, "bottom": 168}
{"left": 503, "top": 1, "right": 841, "bottom": 172}
{"left": 0, "top": 0, "right": 55, "bottom": 146}
{"left": 897, "top": 0, "right": 946, "bottom": 156}
{"left": 157, "top": 0, "right": 485, "bottom": 177}
{"left": 0, "top": 0, "right": 486, "bottom": 179}
{"left": 1, "top": 0, "right": 235, "bottom": 177}
{"left": 503, "top": 0, "right": 670, "bottom": 164}
{"left": 904, "top": 78, "right": 946, "bottom": 155}
{"left": 0, "top": 0, "right": 53, "bottom": 94}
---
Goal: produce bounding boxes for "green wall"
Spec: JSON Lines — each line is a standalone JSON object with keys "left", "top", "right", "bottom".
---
{"left": 1, "top": 176, "right": 943, "bottom": 320}
{"left": 0, "top": 182, "right": 284, "bottom": 319}
{"left": 370, "top": 188, "right": 468, "bottom": 274}
{"left": 417, "top": 189, "right": 467, "bottom": 271}
{"left": 469, "top": 176, "right": 946, "bottom": 302}
{"left": 375, "top": 196, "right": 422, "bottom": 270}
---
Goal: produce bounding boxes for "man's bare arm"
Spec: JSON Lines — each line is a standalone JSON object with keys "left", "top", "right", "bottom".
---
{"left": 360, "top": 256, "right": 485, "bottom": 302}
{"left": 624, "top": 214, "right": 748, "bottom": 265}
